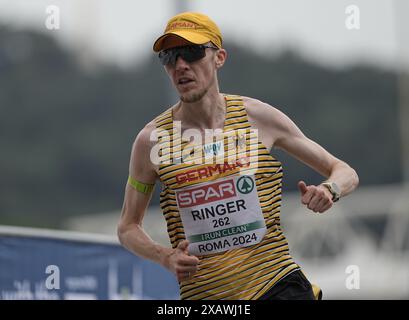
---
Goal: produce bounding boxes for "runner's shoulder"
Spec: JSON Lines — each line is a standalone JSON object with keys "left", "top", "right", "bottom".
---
{"left": 134, "top": 103, "right": 175, "bottom": 145}
{"left": 132, "top": 120, "right": 157, "bottom": 154}
{"left": 241, "top": 96, "right": 286, "bottom": 127}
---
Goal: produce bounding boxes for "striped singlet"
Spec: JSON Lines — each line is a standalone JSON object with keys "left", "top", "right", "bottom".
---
{"left": 155, "top": 94, "right": 300, "bottom": 300}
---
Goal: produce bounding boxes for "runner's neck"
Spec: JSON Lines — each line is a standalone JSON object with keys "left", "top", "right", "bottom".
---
{"left": 174, "top": 93, "right": 226, "bottom": 130}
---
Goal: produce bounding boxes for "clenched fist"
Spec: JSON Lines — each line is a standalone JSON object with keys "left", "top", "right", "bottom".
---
{"left": 297, "top": 181, "right": 334, "bottom": 213}
{"left": 166, "top": 240, "right": 199, "bottom": 282}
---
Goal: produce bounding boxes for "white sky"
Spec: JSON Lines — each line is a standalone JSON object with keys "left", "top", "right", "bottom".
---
{"left": 0, "top": 0, "right": 407, "bottom": 69}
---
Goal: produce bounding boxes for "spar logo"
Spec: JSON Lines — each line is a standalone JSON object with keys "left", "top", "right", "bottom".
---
{"left": 236, "top": 176, "right": 254, "bottom": 194}
{"left": 176, "top": 179, "right": 236, "bottom": 208}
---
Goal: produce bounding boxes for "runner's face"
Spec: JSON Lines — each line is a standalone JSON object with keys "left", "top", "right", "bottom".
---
{"left": 163, "top": 43, "right": 221, "bottom": 103}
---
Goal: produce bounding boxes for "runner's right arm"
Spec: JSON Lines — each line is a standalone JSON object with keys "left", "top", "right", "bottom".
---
{"left": 117, "top": 122, "right": 199, "bottom": 281}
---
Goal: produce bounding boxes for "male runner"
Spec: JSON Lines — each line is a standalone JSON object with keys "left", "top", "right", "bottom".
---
{"left": 117, "top": 12, "right": 359, "bottom": 300}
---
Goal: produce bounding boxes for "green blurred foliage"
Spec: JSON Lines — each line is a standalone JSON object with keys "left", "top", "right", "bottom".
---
{"left": 0, "top": 27, "right": 401, "bottom": 228}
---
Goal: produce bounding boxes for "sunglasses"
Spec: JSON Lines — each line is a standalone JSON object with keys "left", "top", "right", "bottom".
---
{"left": 158, "top": 44, "right": 218, "bottom": 66}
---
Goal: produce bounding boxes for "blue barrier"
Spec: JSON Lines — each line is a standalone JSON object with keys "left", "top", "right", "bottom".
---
{"left": 0, "top": 227, "right": 179, "bottom": 300}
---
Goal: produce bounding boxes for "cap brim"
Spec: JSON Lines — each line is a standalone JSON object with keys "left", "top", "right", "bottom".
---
{"left": 153, "top": 31, "right": 211, "bottom": 52}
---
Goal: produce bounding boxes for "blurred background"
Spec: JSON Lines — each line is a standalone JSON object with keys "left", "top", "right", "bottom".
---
{"left": 0, "top": 0, "right": 408, "bottom": 299}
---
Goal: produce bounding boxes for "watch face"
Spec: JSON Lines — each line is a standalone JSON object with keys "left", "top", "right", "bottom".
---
{"left": 331, "top": 182, "right": 341, "bottom": 196}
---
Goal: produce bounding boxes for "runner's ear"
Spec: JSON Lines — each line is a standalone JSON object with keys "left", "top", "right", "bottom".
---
{"left": 214, "top": 49, "right": 227, "bottom": 69}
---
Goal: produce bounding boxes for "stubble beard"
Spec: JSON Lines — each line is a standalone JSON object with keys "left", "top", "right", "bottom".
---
{"left": 179, "top": 87, "right": 209, "bottom": 103}
{"left": 179, "top": 76, "right": 216, "bottom": 103}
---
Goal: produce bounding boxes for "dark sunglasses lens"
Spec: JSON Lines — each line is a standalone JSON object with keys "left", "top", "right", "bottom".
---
{"left": 159, "top": 46, "right": 207, "bottom": 65}
{"left": 181, "top": 46, "right": 206, "bottom": 63}
{"left": 159, "top": 51, "right": 172, "bottom": 65}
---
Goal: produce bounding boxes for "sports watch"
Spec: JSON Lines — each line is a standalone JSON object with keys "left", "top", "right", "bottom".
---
{"left": 321, "top": 181, "right": 341, "bottom": 202}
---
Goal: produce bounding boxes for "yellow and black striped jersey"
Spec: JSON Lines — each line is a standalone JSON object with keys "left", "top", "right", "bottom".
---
{"left": 155, "top": 94, "right": 300, "bottom": 300}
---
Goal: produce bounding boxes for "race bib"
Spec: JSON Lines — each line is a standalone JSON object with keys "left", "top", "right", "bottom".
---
{"left": 175, "top": 175, "right": 266, "bottom": 255}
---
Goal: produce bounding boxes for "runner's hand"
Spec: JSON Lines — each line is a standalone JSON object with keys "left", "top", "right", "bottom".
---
{"left": 167, "top": 240, "right": 199, "bottom": 282}
{"left": 297, "top": 181, "right": 333, "bottom": 213}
